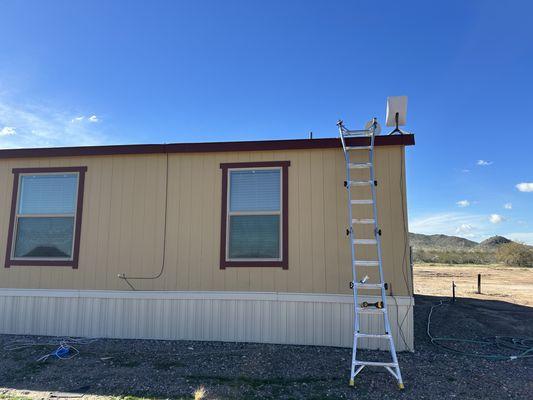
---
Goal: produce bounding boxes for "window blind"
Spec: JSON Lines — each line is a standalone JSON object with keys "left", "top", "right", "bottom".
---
{"left": 18, "top": 174, "right": 78, "bottom": 215}
{"left": 229, "top": 169, "right": 280, "bottom": 212}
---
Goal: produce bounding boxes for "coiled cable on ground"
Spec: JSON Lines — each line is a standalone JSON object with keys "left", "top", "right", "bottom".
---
{"left": 427, "top": 300, "right": 533, "bottom": 360}
{"left": 4, "top": 337, "right": 97, "bottom": 362}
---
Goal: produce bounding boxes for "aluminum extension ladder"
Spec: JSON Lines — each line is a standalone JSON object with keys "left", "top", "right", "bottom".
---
{"left": 337, "top": 118, "right": 404, "bottom": 390}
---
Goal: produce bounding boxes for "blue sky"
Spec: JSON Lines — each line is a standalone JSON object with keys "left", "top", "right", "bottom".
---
{"left": 0, "top": 1, "right": 532, "bottom": 243}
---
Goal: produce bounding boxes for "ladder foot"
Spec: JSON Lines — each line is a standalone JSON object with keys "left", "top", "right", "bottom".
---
{"left": 398, "top": 383, "right": 405, "bottom": 390}
{"left": 348, "top": 379, "right": 355, "bottom": 387}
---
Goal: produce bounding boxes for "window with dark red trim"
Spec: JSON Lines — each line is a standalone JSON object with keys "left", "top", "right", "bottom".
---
{"left": 4, "top": 166, "right": 87, "bottom": 269}
{"left": 220, "top": 161, "right": 289, "bottom": 269}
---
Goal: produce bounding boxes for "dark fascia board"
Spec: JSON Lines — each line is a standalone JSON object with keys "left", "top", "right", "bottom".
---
{"left": 0, "top": 135, "right": 414, "bottom": 160}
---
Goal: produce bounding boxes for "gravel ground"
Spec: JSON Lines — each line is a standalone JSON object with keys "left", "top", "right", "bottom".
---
{"left": 0, "top": 295, "right": 532, "bottom": 400}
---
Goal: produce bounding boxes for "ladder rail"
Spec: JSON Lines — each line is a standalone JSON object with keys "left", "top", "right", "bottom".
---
{"left": 368, "top": 122, "right": 404, "bottom": 386}
{"left": 338, "top": 121, "right": 360, "bottom": 385}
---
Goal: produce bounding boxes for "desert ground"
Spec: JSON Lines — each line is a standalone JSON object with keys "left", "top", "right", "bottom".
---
{"left": 414, "top": 263, "right": 533, "bottom": 306}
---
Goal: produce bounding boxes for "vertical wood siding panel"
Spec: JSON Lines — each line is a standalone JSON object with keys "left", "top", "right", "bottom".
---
{"left": 151, "top": 155, "right": 167, "bottom": 291}
{"left": 323, "top": 149, "right": 340, "bottom": 294}
{"left": 188, "top": 156, "right": 204, "bottom": 291}
{"left": 200, "top": 155, "right": 217, "bottom": 291}
{"left": 286, "top": 151, "right": 300, "bottom": 292}
{"left": 164, "top": 155, "right": 179, "bottom": 291}
{"left": 310, "top": 151, "right": 326, "bottom": 293}
{"left": 176, "top": 155, "right": 192, "bottom": 290}
{"left": 130, "top": 156, "right": 148, "bottom": 288}
{"left": 80, "top": 158, "right": 100, "bottom": 289}
{"left": 96, "top": 158, "right": 113, "bottom": 290}
{"left": 297, "top": 152, "right": 313, "bottom": 293}
{"left": 211, "top": 153, "right": 226, "bottom": 290}
{"left": 106, "top": 157, "right": 123, "bottom": 290}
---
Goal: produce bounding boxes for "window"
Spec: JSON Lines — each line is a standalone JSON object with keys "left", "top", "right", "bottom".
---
{"left": 220, "top": 161, "right": 289, "bottom": 269}
{"left": 5, "top": 167, "right": 87, "bottom": 268}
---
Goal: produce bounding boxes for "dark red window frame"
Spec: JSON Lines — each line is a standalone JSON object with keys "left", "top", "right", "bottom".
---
{"left": 219, "top": 161, "right": 290, "bottom": 269}
{"left": 4, "top": 166, "right": 87, "bottom": 269}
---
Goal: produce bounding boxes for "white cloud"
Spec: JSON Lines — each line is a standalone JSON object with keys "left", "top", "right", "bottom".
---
{"left": 503, "top": 203, "right": 512, "bottom": 210}
{"left": 489, "top": 214, "right": 504, "bottom": 224}
{"left": 506, "top": 232, "right": 533, "bottom": 246}
{"left": 456, "top": 200, "right": 470, "bottom": 207}
{"left": 0, "top": 97, "right": 107, "bottom": 149}
{"left": 88, "top": 115, "right": 98, "bottom": 122}
{"left": 410, "top": 212, "right": 487, "bottom": 239}
{"left": 516, "top": 183, "right": 533, "bottom": 192}
{"left": 477, "top": 160, "right": 493, "bottom": 166}
{"left": 455, "top": 224, "right": 474, "bottom": 236}
{"left": 0, "top": 126, "right": 16, "bottom": 136}
{"left": 461, "top": 169, "right": 471, "bottom": 173}
{"left": 71, "top": 116, "right": 84, "bottom": 122}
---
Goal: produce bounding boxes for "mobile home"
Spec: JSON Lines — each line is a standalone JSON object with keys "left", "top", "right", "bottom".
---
{"left": 0, "top": 135, "right": 415, "bottom": 350}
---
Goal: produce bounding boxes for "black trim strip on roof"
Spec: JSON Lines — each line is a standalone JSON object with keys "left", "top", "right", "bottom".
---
{"left": 0, "top": 135, "right": 414, "bottom": 159}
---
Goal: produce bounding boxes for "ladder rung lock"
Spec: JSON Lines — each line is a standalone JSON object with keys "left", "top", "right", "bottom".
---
{"left": 349, "top": 162, "right": 372, "bottom": 169}
{"left": 346, "top": 146, "right": 371, "bottom": 151}
{"left": 353, "top": 239, "right": 377, "bottom": 245}
{"left": 355, "top": 333, "right": 391, "bottom": 339}
{"left": 353, "top": 260, "right": 379, "bottom": 267}
{"left": 352, "top": 218, "right": 375, "bottom": 224}
{"left": 354, "top": 361, "right": 398, "bottom": 367}
{"left": 354, "top": 283, "right": 383, "bottom": 289}
{"left": 351, "top": 199, "right": 374, "bottom": 205}
{"left": 348, "top": 180, "right": 373, "bottom": 187}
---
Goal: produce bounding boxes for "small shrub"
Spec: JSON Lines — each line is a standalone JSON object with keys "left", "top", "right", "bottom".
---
{"left": 412, "top": 249, "right": 494, "bottom": 264}
{"left": 496, "top": 242, "right": 533, "bottom": 267}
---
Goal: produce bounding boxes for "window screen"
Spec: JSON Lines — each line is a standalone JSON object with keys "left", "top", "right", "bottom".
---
{"left": 227, "top": 169, "right": 281, "bottom": 260}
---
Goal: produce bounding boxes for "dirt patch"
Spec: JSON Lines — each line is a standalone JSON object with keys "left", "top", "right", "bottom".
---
{"left": 0, "top": 294, "right": 532, "bottom": 400}
{"left": 414, "top": 263, "right": 533, "bottom": 306}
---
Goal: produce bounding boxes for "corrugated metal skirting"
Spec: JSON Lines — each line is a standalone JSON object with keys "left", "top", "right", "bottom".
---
{"left": 0, "top": 290, "right": 414, "bottom": 351}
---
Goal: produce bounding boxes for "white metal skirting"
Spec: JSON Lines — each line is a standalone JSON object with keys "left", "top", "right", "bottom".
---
{"left": 0, "top": 289, "right": 414, "bottom": 351}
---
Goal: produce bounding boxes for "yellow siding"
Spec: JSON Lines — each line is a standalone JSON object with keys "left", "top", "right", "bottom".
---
{"left": 0, "top": 146, "right": 412, "bottom": 295}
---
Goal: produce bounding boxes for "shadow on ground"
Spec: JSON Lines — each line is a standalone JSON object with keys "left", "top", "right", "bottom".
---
{"left": 0, "top": 295, "right": 532, "bottom": 400}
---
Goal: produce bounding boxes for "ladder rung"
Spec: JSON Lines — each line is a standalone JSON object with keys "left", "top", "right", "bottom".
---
{"left": 355, "top": 307, "right": 386, "bottom": 314}
{"left": 352, "top": 218, "right": 375, "bottom": 224}
{"left": 354, "top": 360, "right": 398, "bottom": 367}
{"left": 351, "top": 199, "right": 373, "bottom": 205}
{"left": 353, "top": 260, "right": 379, "bottom": 267}
{"left": 347, "top": 180, "right": 373, "bottom": 187}
{"left": 343, "top": 130, "right": 372, "bottom": 137}
{"left": 349, "top": 162, "right": 372, "bottom": 169}
{"left": 354, "top": 283, "right": 383, "bottom": 289}
{"left": 355, "top": 333, "right": 391, "bottom": 339}
{"left": 353, "top": 239, "right": 377, "bottom": 245}
{"left": 346, "top": 146, "right": 371, "bottom": 151}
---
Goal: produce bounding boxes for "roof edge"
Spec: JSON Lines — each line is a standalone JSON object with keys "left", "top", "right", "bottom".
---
{"left": 0, "top": 135, "right": 414, "bottom": 159}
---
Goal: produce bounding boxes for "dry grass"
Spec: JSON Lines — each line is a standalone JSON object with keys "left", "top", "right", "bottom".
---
{"left": 414, "top": 263, "right": 533, "bottom": 306}
{"left": 194, "top": 387, "right": 207, "bottom": 400}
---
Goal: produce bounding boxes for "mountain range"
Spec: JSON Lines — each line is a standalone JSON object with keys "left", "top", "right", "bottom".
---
{"left": 409, "top": 233, "right": 512, "bottom": 251}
